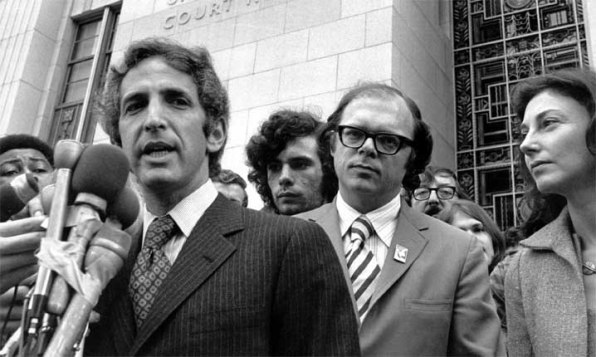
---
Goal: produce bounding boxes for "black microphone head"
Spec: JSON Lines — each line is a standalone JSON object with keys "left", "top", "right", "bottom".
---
{"left": 53, "top": 140, "right": 85, "bottom": 169}
{"left": 108, "top": 186, "right": 140, "bottom": 229}
{"left": 0, "top": 183, "right": 24, "bottom": 221}
{"left": 71, "top": 144, "right": 130, "bottom": 203}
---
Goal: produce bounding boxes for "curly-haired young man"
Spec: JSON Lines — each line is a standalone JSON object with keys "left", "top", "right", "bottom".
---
{"left": 245, "top": 109, "right": 337, "bottom": 215}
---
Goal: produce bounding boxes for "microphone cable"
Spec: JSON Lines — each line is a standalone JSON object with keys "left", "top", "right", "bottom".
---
{"left": 0, "top": 287, "right": 18, "bottom": 344}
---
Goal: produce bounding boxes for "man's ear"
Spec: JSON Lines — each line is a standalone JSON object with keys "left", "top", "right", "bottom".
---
{"left": 206, "top": 120, "right": 226, "bottom": 153}
{"left": 328, "top": 131, "right": 337, "bottom": 157}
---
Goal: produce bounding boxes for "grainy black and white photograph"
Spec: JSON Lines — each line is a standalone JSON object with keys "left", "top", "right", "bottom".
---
{"left": 0, "top": 0, "right": 594, "bottom": 355}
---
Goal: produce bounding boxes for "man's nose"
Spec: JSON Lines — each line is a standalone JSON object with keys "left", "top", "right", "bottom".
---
{"left": 427, "top": 190, "right": 440, "bottom": 203}
{"left": 278, "top": 165, "right": 293, "bottom": 186}
{"left": 144, "top": 100, "right": 167, "bottom": 130}
{"left": 358, "top": 137, "right": 377, "bottom": 156}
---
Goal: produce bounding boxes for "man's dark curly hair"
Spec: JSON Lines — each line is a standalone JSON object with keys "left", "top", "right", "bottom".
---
{"left": 322, "top": 82, "right": 433, "bottom": 192}
{"left": 245, "top": 110, "right": 337, "bottom": 211}
{"left": 98, "top": 37, "right": 229, "bottom": 177}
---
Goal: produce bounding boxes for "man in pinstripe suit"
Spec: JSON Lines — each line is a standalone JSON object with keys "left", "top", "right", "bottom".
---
{"left": 84, "top": 37, "right": 360, "bottom": 356}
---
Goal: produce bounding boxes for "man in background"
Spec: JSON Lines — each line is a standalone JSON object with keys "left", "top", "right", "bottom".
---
{"left": 0, "top": 134, "right": 53, "bottom": 188}
{"left": 245, "top": 109, "right": 336, "bottom": 215}
{"left": 298, "top": 83, "right": 503, "bottom": 356}
{"left": 212, "top": 169, "right": 248, "bottom": 207}
{"left": 410, "top": 166, "right": 469, "bottom": 217}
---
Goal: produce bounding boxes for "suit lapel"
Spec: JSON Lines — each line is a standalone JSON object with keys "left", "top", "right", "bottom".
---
{"left": 130, "top": 196, "right": 241, "bottom": 355}
{"left": 298, "top": 201, "right": 359, "bottom": 318}
{"left": 370, "top": 203, "right": 429, "bottom": 308}
{"left": 312, "top": 204, "right": 348, "bottom": 278}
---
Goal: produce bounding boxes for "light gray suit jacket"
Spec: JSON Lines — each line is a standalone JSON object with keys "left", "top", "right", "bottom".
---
{"left": 297, "top": 199, "right": 504, "bottom": 356}
{"left": 505, "top": 207, "right": 593, "bottom": 356}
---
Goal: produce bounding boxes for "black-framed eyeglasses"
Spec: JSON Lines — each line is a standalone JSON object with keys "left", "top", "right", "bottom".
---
{"left": 337, "top": 125, "right": 413, "bottom": 155}
{"left": 412, "top": 186, "right": 456, "bottom": 201}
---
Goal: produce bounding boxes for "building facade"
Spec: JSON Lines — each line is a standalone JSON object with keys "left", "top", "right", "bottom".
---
{"left": 0, "top": 0, "right": 593, "bottom": 216}
{"left": 0, "top": 0, "right": 454, "bottom": 209}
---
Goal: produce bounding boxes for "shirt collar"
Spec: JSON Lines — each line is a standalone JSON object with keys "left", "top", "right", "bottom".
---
{"left": 142, "top": 179, "right": 219, "bottom": 238}
{"left": 336, "top": 192, "right": 402, "bottom": 247}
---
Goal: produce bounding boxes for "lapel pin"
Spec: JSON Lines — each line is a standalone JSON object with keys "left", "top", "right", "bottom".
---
{"left": 394, "top": 244, "right": 408, "bottom": 263}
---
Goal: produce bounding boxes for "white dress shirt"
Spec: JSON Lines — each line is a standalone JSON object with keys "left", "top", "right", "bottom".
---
{"left": 337, "top": 192, "right": 402, "bottom": 268}
{"left": 142, "top": 179, "right": 218, "bottom": 264}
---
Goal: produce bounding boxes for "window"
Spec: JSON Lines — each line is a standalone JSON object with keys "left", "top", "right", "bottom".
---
{"left": 474, "top": 61, "right": 506, "bottom": 96}
{"left": 478, "top": 167, "right": 511, "bottom": 206}
{"left": 472, "top": 14, "right": 503, "bottom": 44}
{"left": 49, "top": 7, "right": 119, "bottom": 146}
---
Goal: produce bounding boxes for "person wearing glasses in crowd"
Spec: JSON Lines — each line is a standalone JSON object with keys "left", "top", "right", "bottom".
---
{"left": 504, "top": 69, "right": 595, "bottom": 356}
{"left": 410, "top": 166, "right": 469, "bottom": 217}
{"left": 297, "top": 82, "right": 503, "bottom": 356}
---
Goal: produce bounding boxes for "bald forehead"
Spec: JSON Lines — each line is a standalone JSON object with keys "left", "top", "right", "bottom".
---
{"left": 341, "top": 95, "right": 415, "bottom": 136}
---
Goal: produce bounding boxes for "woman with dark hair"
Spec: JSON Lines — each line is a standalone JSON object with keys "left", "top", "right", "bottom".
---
{"left": 436, "top": 199, "right": 506, "bottom": 273}
{"left": 505, "top": 68, "right": 596, "bottom": 356}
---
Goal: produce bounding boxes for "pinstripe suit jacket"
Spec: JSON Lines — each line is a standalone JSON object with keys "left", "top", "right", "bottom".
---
{"left": 85, "top": 195, "right": 360, "bottom": 356}
{"left": 297, "top": 199, "right": 504, "bottom": 356}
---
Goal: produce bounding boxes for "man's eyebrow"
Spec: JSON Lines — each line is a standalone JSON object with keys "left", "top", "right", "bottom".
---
{"left": 162, "top": 88, "right": 191, "bottom": 97}
{"left": 28, "top": 157, "right": 51, "bottom": 165}
{"left": 0, "top": 158, "right": 21, "bottom": 165}
{"left": 121, "top": 91, "right": 145, "bottom": 105}
{"left": 288, "top": 155, "right": 314, "bottom": 162}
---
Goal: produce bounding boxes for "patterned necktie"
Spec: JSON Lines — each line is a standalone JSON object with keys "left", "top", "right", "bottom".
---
{"left": 129, "top": 215, "right": 177, "bottom": 328}
{"left": 346, "top": 215, "right": 381, "bottom": 321}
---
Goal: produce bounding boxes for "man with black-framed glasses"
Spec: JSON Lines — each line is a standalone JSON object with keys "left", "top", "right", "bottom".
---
{"left": 297, "top": 82, "right": 503, "bottom": 356}
{"left": 411, "top": 166, "right": 469, "bottom": 217}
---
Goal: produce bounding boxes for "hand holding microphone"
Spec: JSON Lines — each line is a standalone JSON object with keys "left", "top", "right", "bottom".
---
{"left": 0, "top": 216, "right": 45, "bottom": 294}
{"left": 44, "top": 186, "right": 138, "bottom": 357}
{"left": 46, "top": 144, "right": 130, "bottom": 316}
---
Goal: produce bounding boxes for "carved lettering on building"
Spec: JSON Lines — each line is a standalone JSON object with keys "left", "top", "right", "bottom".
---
{"left": 164, "top": 0, "right": 245, "bottom": 30}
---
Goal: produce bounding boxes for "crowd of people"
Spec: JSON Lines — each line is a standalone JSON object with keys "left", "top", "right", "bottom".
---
{"left": 0, "top": 36, "right": 594, "bottom": 356}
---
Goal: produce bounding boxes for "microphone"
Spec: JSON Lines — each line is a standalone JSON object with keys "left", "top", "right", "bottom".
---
{"left": 45, "top": 144, "right": 130, "bottom": 316}
{"left": 106, "top": 186, "right": 141, "bottom": 231}
{"left": 27, "top": 140, "right": 84, "bottom": 337}
{"left": 44, "top": 212, "right": 135, "bottom": 356}
{"left": 0, "top": 173, "right": 39, "bottom": 222}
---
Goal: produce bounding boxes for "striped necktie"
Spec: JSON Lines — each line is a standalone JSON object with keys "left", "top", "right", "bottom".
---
{"left": 346, "top": 215, "right": 381, "bottom": 321}
{"left": 129, "top": 215, "right": 177, "bottom": 328}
